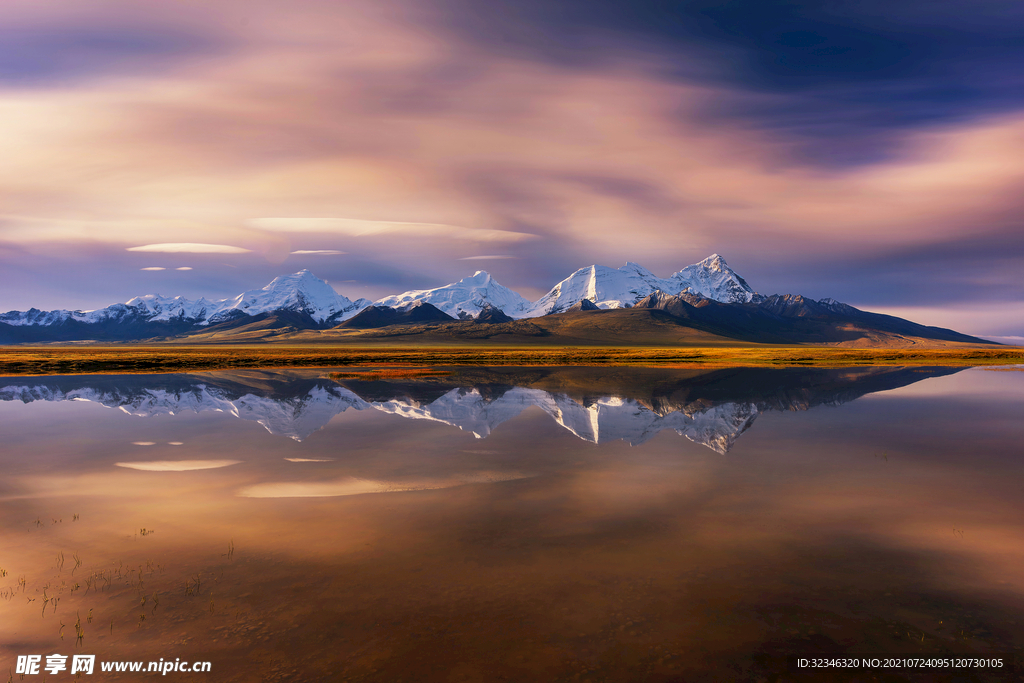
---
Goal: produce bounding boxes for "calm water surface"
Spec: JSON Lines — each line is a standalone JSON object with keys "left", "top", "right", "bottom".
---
{"left": 1, "top": 366, "right": 1022, "bottom": 681}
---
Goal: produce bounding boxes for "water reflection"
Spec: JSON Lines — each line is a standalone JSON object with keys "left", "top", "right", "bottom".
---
{"left": 1, "top": 366, "right": 1021, "bottom": 682}
{"left": 0, "top": 365, "right": 963, "bottom": 452}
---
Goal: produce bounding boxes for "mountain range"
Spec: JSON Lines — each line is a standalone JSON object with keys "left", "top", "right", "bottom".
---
{"left": 0, "top": 255, "right": 994, "bottom": 346}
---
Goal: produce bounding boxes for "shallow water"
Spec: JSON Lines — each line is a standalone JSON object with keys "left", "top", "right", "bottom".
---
{"left": 1, "top": 366, "right": 1022, "bottom": 681}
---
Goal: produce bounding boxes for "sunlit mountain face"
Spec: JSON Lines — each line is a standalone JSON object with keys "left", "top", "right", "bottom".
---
{"left": 0, "top": 366, "right": 962, "bottom": 453}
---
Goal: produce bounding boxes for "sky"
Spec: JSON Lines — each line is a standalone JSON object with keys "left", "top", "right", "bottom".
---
{"left": 1, "top": 0, "right": 1022, "bottom": 339}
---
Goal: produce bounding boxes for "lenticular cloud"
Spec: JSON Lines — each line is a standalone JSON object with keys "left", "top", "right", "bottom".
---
{"left": 126, "top": 243, "right": 251, "bottom": 254}
{"left": 116, "top": 460, "right": 241, "bottom": 471}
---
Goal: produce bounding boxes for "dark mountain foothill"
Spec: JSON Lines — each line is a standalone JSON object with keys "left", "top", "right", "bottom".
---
{"left": 338, "top": 302, "right": 456, "bottom": 329}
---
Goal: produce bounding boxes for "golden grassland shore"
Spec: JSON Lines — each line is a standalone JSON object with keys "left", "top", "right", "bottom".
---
{"left": 0, "top": 344, "right": 1021, "bottom": 376}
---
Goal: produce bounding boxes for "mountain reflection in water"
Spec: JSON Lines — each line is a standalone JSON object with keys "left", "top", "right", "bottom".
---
{"left": 0, "top": 366, "right": 962, "bottom": 452}
{"left": 2, "top": 365, "right": 1023, "bottom": 682}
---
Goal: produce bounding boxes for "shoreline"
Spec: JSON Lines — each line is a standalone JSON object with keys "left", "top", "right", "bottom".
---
{"left": 1, "top": 345, "right": 1021, "bottom": 376}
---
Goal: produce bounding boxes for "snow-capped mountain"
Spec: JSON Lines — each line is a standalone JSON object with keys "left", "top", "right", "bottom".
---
{"left": 374, "top": 271, "right": 533, "bottom": 319}
{"left": 371, "top": 255, "right": 755, "bottom": 319}
{"left": 200, "top": 270, "right": 370, "bottom": 324}
{"left": 669, "top": 254, "right": 757, "bottom": 304}
{"left": 524, "top": 262, "right": 668, "bottom": 317}
{"left": 0, "top": 255, "right": 989, "bottom": 345}
{"left": 523, "top": 254, "right": 755, "bottom": 316}
{"left": 0, "top": 270, "right": 371, "bottom": 331}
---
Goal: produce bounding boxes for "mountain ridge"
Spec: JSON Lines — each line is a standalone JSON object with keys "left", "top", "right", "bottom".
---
{"left": 0, "top": 256, "right": 998, "bottom": 346}
{"left": 1, "top": 269, "right": 370, "bottom": 331}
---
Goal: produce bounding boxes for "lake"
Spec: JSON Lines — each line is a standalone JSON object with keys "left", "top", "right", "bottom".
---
{"left": 1, "top": 365, "right": 1022, "bottom": 681}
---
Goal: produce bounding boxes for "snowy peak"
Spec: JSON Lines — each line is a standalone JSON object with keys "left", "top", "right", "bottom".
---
{"left": 622, "top": 261, "right": 658, "bottom": 278}
{"left": 669, "top": 254, "right": 755, "bottom": 304}
{"left": 524, "top": 255, "right": 757, "bottom": 317}
{"left": 374, "top": 270, "right": 532, "bottom": 319}
{"left": 0, "top": 270, "right": 371, "bottom": 328}
{"left": 217, "top": 269, "right": 364, "bottom": 323}
{"left": 700, "top": 254, "right": 727, "bottom": 271}
{"left": 123, "top": 294, "right": 213, "bottom": 322}
{"left": 524, "top": 263, "right": 665, "bottom": 316}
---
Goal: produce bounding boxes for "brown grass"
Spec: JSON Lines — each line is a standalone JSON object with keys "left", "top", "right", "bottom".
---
{"left": 0, "top": 345, "right": 1022, "bottom": 376}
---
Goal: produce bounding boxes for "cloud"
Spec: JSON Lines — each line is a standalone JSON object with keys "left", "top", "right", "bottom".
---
{"left": 442, "top": 0, "right": 1024, "bottom": 164}
{"left": 290, "top": 249, "right": 346, "bottom": 255}
{"left": 458, "top": 255, "right": 517, "bottom": 260}
{"left": 0, "top": 23, "right": 217, "bottom": 87}
{"left": 140, "top": 266, "right": 165, "bottom": 271}
{"left": 252, "top": 218, "right": 539, "bottom": 243}
{"left": 0, "top": 0, "right": 1022, "bottom": 318}
{"left": 126, "top": 243, "right": 251, "bottom": 254}
{"left": 175, "top": 266, "right": 193, "bottom": 270}
{"left": 116, "top": 460, "right": 241, "bottom": 471}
